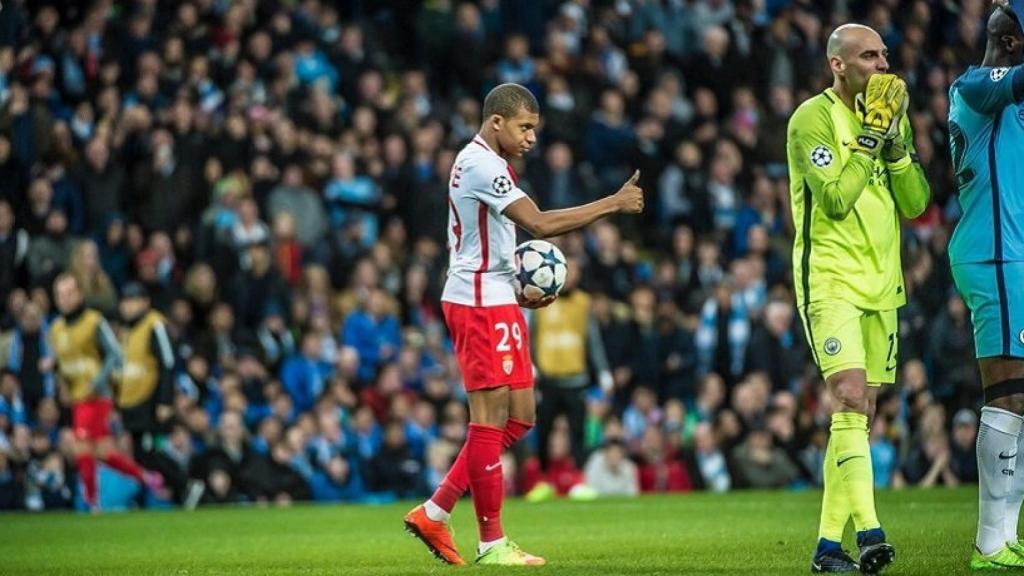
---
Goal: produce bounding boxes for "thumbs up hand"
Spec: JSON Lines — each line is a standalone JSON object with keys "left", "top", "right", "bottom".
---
{"left": 614, "top": 170, "right": 644, "bottom": 214}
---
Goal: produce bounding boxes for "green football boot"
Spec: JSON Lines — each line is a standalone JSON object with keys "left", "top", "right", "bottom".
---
{"left": 475, "top": 540, "right": 546, "bottom": 566}
{"left": 971, "top": 546, "right": 1024, "bottom": 570}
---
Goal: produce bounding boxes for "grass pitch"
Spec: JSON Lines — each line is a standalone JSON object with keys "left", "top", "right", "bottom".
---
{"left": 0, "top": 487, "right": 978, "bottom": 575}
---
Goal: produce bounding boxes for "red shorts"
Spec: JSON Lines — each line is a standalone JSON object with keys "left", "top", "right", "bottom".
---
{"left": 73, "top": 398, "right": 114, "bottom": 440}
{"left": 442, "top": 302, "right": 533, "bottom": 391}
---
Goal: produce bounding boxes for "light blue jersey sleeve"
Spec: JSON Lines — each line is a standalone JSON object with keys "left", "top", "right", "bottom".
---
{"left": 955, "top": 65, "right": 1024, "bottom": 114}
{"left": 948, "top": 64, "right": 1024, "bottom": 266}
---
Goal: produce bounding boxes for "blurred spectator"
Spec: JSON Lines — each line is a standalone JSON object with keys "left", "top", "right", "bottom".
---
{"left": 532, "top": 257, "right": 611, "bottom": 468}
{"left": 342, "top": 289, "right": 401, "bottom": 385}
{"left": 730, "top": 427, "right": 801, "bottom": 489}
{"left": 636, "top": 426, "right": 691, "bottom": 493}
{"left": 928, "top": 292, "right": 979, "bottom": 408}
{"left": 870, "top": 417, "right": 900, "bottom": 489}
{"left": 744, "top": 300, "right": 806, "bottom": 392}
{"left": 584, "top": 439, "right": 639, "bottom": 497}
{"left": 230, "top": 242, "right": 288, "bottom": 334}
{"left": 948, "top": 409, "right": 978, "bottom": 484}
{"left": 365, "top": 420, "right": 423, "bottom": 499}
{"left": 692, "top": 422, "right": 731, "bottom": 493}
{"left": 0, "top": 200, "right": 28, "bottom": 304}
{"left": 69, "top": 240, "right": 116, "bottom": 316}
{"left": 696, "top": 282, "right": 750, "bottom": 386}
{"left": 523, "top": 424, "right": 586, "bottom": 499}
{"left": 268, "top": 165, "right": 328, "bottom": 248}
{"left": 7, "top": 303, "right": 54, "bottom": 417}
{"left": 280, "top": 333, "right": 332, "bottom": 414}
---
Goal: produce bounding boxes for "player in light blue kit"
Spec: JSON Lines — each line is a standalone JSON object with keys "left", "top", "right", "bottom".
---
{"left": 948, "top": 0, "right": 1024, "bottom": 569}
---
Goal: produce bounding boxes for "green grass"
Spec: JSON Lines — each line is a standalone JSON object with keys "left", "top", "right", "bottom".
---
{"left": 0, "top": 488, "right": 978, "bottom": 575}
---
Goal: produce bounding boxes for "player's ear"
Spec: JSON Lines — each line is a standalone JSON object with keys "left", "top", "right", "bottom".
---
{"left": 489, "top": 113, "right": 504, "bottom": 132}
{"left": 829, "top": 55, "right": 844, "bottom": 76}
{"left": 1003, "top": 34, "right": 1020, "bottom": 53}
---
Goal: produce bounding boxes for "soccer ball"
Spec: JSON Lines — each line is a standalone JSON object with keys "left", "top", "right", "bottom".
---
{"left": 514, "top": 240, "right": 568, "bottom": 300}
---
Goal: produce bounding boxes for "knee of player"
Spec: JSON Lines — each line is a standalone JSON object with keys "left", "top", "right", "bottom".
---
{"left": 472, "top": 400, "right": 510, "bottom": 426}
{"left": 829, "top": 376, "right": 869, "bottom": 413}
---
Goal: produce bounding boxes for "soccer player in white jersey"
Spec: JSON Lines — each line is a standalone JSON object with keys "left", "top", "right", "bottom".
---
{"left": 404, "top": 83, "right": 643, "bottom": 566}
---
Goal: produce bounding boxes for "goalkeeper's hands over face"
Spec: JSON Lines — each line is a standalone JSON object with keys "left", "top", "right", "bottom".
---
{"left": 849, "top": 73, "right": 908, "bottom": 159}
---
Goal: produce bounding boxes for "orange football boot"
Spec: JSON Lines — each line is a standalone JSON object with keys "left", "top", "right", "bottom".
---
{"left": 403, "top": 505, "right": 466, "bottom": 566}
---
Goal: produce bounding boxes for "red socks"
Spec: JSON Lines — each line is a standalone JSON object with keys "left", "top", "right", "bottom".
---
{"left": 431, "top": 418, "right": 534, "bottom": 513}
{"left": 503, "top": 418, "right": 534, "bottom": 448}
{"left": 466, "top": 423, "right": 505, "bottom": 542}
{"left": 77, "top": 456, "right": 97, "bottom": 506}
{"left": 101, "top": 453, "right": 145, "bottom": 482}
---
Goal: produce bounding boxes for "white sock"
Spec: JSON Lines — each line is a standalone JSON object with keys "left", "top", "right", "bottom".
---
{"left": 1007, "top": 426, "right": 1024, "bottom": 545}
{"left": 977, "top": 407, "right": 1023, "bottom": 555}
{"left": 478, "top": 536, "right": 507, "bottom": 555}
{"left": 424, "top": 499, "right": 450, "bottom": 522}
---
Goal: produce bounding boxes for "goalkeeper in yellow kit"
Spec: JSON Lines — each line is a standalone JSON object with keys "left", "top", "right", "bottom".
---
{"left": 787, "top": 24, "right": 930, "bottom": 574}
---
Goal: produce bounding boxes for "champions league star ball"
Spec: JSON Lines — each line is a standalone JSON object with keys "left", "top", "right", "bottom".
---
{"left": 514, "top": 240, "right": 568, "bottom": 300}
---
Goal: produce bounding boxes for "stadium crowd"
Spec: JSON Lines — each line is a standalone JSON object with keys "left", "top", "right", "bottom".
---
{"left": 0, "top": 0, "right": 989, "bottom": 510}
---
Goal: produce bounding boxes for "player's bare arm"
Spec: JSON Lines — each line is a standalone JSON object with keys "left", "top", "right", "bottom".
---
{"left": 502, "top": 170, "right": 644, "bottom": 238}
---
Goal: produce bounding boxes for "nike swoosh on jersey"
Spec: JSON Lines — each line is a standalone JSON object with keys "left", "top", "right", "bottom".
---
{"left": 1000, "top": 451, "right": 1018, "bottom": 460}
{"left": 485, "top": 462, "right": 501, "bottom": 471}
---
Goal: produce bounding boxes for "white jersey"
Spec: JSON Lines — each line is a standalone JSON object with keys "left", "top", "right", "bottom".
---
{"left": 441, "top": 135, "right": 528, "bottom": 307}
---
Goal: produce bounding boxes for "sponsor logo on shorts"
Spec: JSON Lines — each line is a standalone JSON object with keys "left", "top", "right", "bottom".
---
{"left": 824, "top": 337, "right": 842, "bottom": 356}
{"left": 502, "top": 354, "right": 514, "bottom": 375}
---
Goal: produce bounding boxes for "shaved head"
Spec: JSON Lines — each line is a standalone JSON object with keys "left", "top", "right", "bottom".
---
{"left": 983, "top": 5, "right": 1024, "bottom": 66}
{"left": 825, "top": 23, "right": 889, "bottom": 104}
{"left": 827, "top": 24, "right": 881, "bottom": 59}
{"left": 989, "top": 6, "right": 1023, "bottom": 40}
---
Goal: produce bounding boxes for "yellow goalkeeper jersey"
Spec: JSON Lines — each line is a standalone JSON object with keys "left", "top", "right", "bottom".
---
{"left": 787, "top": 88, "right": 928, "bottom": 312}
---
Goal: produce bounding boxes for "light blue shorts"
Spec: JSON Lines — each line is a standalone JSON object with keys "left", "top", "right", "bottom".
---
{"left": 952, "top": 262, "right": 1024, "bottom": 358}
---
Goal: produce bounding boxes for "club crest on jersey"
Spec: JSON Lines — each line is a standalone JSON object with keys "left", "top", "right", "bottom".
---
{"left": 824, "top": 337, "right": 842, "bottom": 356}
{"left": 810, "top": 145, "right": 833, "bottom": 168}
{"left": 991, "top": 67, "right": 1010, "bottom": 82}
{"left": 502, "top": 354, "right": 514, "bottom": 375}
{"left": 492, "top": 175, "right": 513, "bottom": 196}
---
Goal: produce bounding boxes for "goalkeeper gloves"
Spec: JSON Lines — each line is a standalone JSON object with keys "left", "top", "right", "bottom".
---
{"left": 850, "top": 73, "right": 908, "bottom": 159}
{"left": 881, "top": 132, "right": 909, "bottom": 165}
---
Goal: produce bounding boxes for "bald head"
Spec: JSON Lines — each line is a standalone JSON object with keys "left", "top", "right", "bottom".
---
{"left": 827, "top": 24, "right": 881, "bottom": 59}
{"left": 983, "top": 5, "right": 1024, "bottom": 66}
{"left": 826, "top": 23, "right": 889, "bottom": 101}
{"left": 989, "top": 6, "right": 1023, "bottom": 40}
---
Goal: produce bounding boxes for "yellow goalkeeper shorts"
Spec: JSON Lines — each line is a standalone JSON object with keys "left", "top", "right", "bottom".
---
{"left": 798, "top": 299, "right": 898, "bottom": 385}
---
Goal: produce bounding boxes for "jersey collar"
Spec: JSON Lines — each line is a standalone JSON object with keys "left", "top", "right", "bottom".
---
{"left": 824, "top": 88, "right": 859, "bottom": 121}
{"left": 472, "top": 135, "right": 505, "bottom": 163}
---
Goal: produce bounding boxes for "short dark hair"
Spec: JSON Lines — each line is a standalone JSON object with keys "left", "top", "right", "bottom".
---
{"left": 482, "top": 83, "right": 539, "bottom": 119}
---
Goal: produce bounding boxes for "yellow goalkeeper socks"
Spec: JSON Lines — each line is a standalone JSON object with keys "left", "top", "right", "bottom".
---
{"left": 831, "top": 412, "right": 880, "bottom": 532}
{"left": 818, "top": 435, "right": 851, "bottom": 543}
